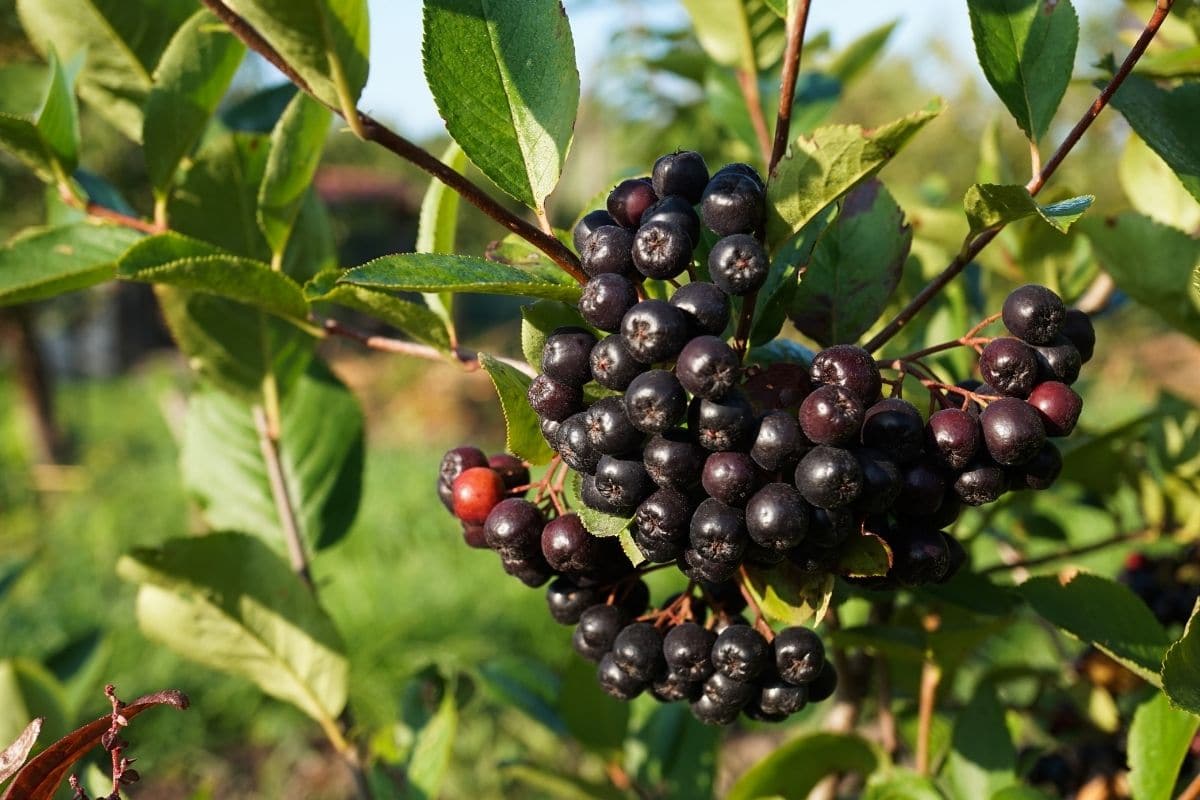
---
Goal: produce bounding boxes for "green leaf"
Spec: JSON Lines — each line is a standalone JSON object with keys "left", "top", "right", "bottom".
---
{"left": 181, "top": 360, "right": 364, "bottom": 551}
{"left": 626, "top": 701, "right": 719, "bottom": 798}
{"left": 944, "top": 682, "right": 1017, "bottom": 799}
{"left": 967, "top": 0, "right": 1078, "bottom": 141}
{"left": 501, "top": 762, "right": 626, "bottom": 800}
{"left": 828, "top": 21, "right": 898, "bottom": 87}
{"left": 143, "top": 10, "right": 246, "bottom": 195}
{"left": 679, "top": 0, "right": 785, "bottom": 72}
{"left": 117, "top": 233, "right": 310, "bottom": 323}
{"left": 404, "top": 685, "right": 457, "bottom": 800}
{"left": 0, "top": 222, "right": 141, "bottom": 306}
{"left": 963, "top": 184, "right": 1093, "bottom": 235}
{"left": 558, "top": 658, "right": 628, "bottom": 757}
{"left": 1082, "top": 212, "right": 1200, "bottom": 341}
{"left": 1019, "top": 572, "right": 1171, "bottom": 682}
{"left": 170, "top": 133, "right": 273, "bottom": 260}
{"left": 742, "top": 561, "right": 834, "bottom": 627}
{"left": 1128, "top": 691, "right": 1200, "bottom": 800}
{"left": 0, "top": 113, "right": 55, "bottom": 182}
{"left": 767, "top": 102, "right": 941, "bottom": 248}
{"left": 36, "top": 50, "right": 81, "bottom": 174}
{"left": 258, "top": 93, "right": 331, "bottom": 257}
{"left": 222, "top": 0, "right": 369, "bottom": 128}
{"left": 340, "top": 253, "right": 582, "bottom": 303}
{"left": 417, "top": 141, "right": 469, "bottom": 339}
{"left": 1163, "top": 602, "right": 1200, "bottom": 715}
{"left": 16, "top": 0, "right": 195, "bottom": 141}
{"left": 863, "top": 769, "right": 946, "bottom": 800}
{"left": 750, "top": 206, "right": 831, "bottom": 346}
{"left": 790, "top": 179, "right": 911, "bottom": 346}
{"left": 478, "top": 353, "right": 553, "bottom": 465}
{"left": 726, "top": 733, "right": 882, "bottom": 800}
{"left": 0, "top": 660, "right": 68, "bottom": 757}
{"left": 422, "top": 0, "right": 578, "bottom": 210}
{"left": 1119, "top": 134, "right": 1200, "bottom": 233}
{"left": 305, "top": 271, "right": 451, "bottom": 350}
{"left": 117, "top": 533, "right": 349, "bottom": 726}
{"left": 835, "top": 532, "right": 893, "bottom": 578}
{"left": 991, "top": 788, "right": 1056, "bottom": 800}
{"left": 568, "top": 473, "right": 633, "bottom": 539}
{"left": 520, "top": 300, "right": 590, "bottom": 368}
{"left": 1110, "top": 74, "right": 1200, "bottom": 204}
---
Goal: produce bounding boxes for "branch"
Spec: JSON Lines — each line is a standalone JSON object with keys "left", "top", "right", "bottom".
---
{"left": 736, "top": 69, "right": 773, "bottom": 167}
{"left": 862, "top": 0, "right": 1176, "bottom": 353}
{"left": 321, "top": 318, "right": 536, "bottom": 377}
{"left": 768, "top": 0, "right": 814, "bottom": 175}
{"left": 198, "top": 0, "right": 586, "bottom": 285}
{"left": 251, "top": 406, "right": 313, "bottom": 591}
{"left": 978, "top": 528, "right": 1153, "bottom": 576}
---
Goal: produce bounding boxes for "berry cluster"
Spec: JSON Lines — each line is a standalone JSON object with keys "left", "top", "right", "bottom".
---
{"left": 1118, "top": 547, "right": 1200, "bottom": 627}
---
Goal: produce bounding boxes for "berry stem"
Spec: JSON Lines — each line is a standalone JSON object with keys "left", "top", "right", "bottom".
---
{"left": 197, "top": 0, "right": 586, "bottom": 285}
{"left": 768, "top": 0, "right": 815, "bottom": 176}
{"left": 733, "top": 289, "right": 760, "bottom": 359}
{"left": 978, "top": 528, "right": 1154, "bottom": 576}
{"left": 915, "top": 614, "right": 942, "bottom": 777}
{"left": 736, "top": 565, "right": 774, "bottom": 640}
{"left": 881, "top": 312, "right": 1001, "bottom": 363}
{"left": 735, "top": 68, "right": 773, "bottom": 169}
{"left": 862, "top": 0, "right": 1177, "bottom": 354}
{"left": 321, "top": 317, "right": 537, "bottom": 377}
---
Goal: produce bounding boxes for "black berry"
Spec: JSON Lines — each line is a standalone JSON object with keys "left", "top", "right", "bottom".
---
{"left": 664, "top": 622, "right": 717, "bottom": 681}
{"left": 1061, "top": 308, "right": 1095, "bottom": 362}
{"left": 580, "top": 273, "right": 638, "bottom": 332}
{"left": 573, "top": 209, "right": 616, "bottom": 253}
{"left": 774, "top": 626, "right": 825, "bottom": 684}
{"left": 555, "top": 412, "right": 602, "bottom": 473}
{"left": 594, "top": 454, "right": 654, "bottom": 515}
{"left": 795, "top": 446, "right": 863, "bottom": 509}
{"left": 861, "top": 398, "right": 924, "bottom": 464}
{"left": 953, "top": 461, "right": 1007, "bottom": 506}
{"left": 1002, "top": 284, "right": 1065, "bottom": 346}
{"left": 676, "top": 335, "right": 742, "bottom": 400}
{"left": 581, "top": 225, "right": 636, "bottom": 278}
{"left": 745, "top": 482, "right": 809, "bottom": 550}
{"left": 652, "top": 151, "right": 709, "bottom": 204}
{"left": 585, "top": 396, "right": 643, "bottom": 455}
{"left": 980, "top": 397, "right": 1046, "bottom": 465}
{"left": 670, "top": 281, "right": 731, "bottom": 337}
{"left": 484, "top": 497, "right": 544, "bottom": 557}
{"left": 607, "top": 178, "right": 658, "bottom": 228}
{"left": 750, "top": 410, "right": 810, "bottom": 471}
{"left": 712, "top": 624, "right": 770, "bottom": 681}
{"left": 708, "top": 234, "right": 769, "bottom": 296}
{"left": 624, "top": 369, "right": 688, "bottom": 433}
{"left": 688, "top": 390, "right": 756, "bottom": 451}
{"left": 541, "top": 327, "right": 597, "bottom": 387}
{"left": 1033, "top": 336, "right": 1082, "bottom": 384}
{"left": 800, "top": 385, "right": 865, "bottom": 446}
{"left": 810, "top": 345, "right": 882, "bottom": 406}
{"left": 633, "top": 221, "right": 692, "bottom": 280}
{"left": 597, "top": 653, "right": 645, "bottom": 700}
{"left": 621, "top": 300, "right": 689, "bottom": 364}
{"left": 590, "top": 334, "right": 645, "bottom": 391}
{"left": 689, "top": 498, "right": 748, "bottom": 565}
{"left": 527, "top": 374, "right": 582, "bottom": 421}
{"left": 611, "top": 622, "right": 665, "bottom": 681}
{"left": 701, "top": 172, "right": 764, "bottom": 236}
{"left": 546, "top": 577, "right": 601, "bottom": 624}
{"left": 573, "top": 604, "right": 625, "bottom": 661}
{"left": 926, "top": 408, "right": 980, "bottom": 471}
{"left": 702, "top": 451, "right": 759, "bottom": 507}
{"left": 643, "top": 429, "right": 706, "bottom": 489}
{"left": 541, "top": 513, "right": 598, "bottom": 573}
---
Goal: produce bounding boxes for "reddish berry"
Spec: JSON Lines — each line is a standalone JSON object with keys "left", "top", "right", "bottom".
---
{"left": 451, "top": 467, "right": 507, "bottom": 525}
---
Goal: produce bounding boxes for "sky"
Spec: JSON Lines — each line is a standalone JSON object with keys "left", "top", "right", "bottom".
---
{"left": 357, "top": 0, "right": 977, "bottom": 140}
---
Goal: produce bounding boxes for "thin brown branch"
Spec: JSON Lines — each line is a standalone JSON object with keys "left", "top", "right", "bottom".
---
{"left": 252, "top": 406, "right": 313, "bottom": 591}
{"left": 733, "top": 289, "right": 760, "bottom": 358}
{"left": 768, "top": 0, "right": 814, "bottom": 175}
{"left": 85, "top": 203, "right": 164, "bottom": 234}
{"left": 736, "top": 69, "right": 773, "bottom": 167}
{"left": 978, "top": 528, "right": 1153, "bottom": 576}
{"left": 322, "top": 318, "right": 536, "bottom": 377}
{"left": 198, "top": 0, "right": 586, "bottom": 285}
{"left": 863, "top": 0, "right": 1176, "bottom": 353}
{"left": 1178, "top": 771, "right": 1200, "bottom": 800}
{"left": 916, "top": 613, "right": 942, "bottom": 776}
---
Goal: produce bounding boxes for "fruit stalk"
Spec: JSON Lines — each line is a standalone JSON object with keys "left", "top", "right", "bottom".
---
{"left": 769, "top": 0, "right": 815, "bottom": 175}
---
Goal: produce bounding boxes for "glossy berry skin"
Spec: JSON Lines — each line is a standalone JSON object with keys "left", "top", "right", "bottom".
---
{"left": 541, "top": 513, "right": 597, "bottom": 573}
{"left": 641, "top": 194, "right": 701, "bottom": 245}
{"left": 634, "top": 488, "right": 692, "bottom": 545}
{"left": 758, "top": 680, "right": 808, "bottom": 716}
{"left": 664, "top": 622, "right": 718, "bottom": 681}
{"left": 676, "top": 335, "right": 741, "bottom": 400}
{"left": 580, "top": 273, "right": 638, "bottom": 332}
{"left": 854, "top": 450, "right": 902, "bottom": 514}
{"left": 573, "top": 209, "right": 617, "bottom": 253}
{"left": 438, "top": 446, "right": 489, "bottom": 511}
{"left": 1009, "top": 441, "right": 1062, "bottom": 490}
{"left": 810, "top": 345, "right": 882, "bottom": 406}
{"left": 624, "top": 370, "right": 688, "bottom": 434}
{"left": 712, "top": 624, "right": 771, "bottom": 681}
{"left": 621, "top": 300, "right": 689, "bottom": 364}
{"left": 500, "top": 553, "right": 553, "bottom": 588}
{"left": 714, "top": 162, "right": 764, "bottom": 189}
{"left": 981, "top": 397, "right": 1046, "bottom": 465}
{"left": 489, "top": 454, "right": 529, "bottom": 493}
{"left": 690, "top": 693, "right": 741, "bottom": 726}
{"left": 1027, "top": 381, "right": 1083, "bottom": 436}
{"left": 893, "top": 461, "right": 946, "bottom": 516}
{"left": 774, "top": 626, "right": 825, "bottom": 685}
{"left": 652, "top": 150, "right": 709, "bottom": 203}
{"left": 585, "top": 396, "right": 643, "bottom": 455}
{"left": 555, "top": 413, "right": 601, "bottom": 473}
{"left": 751, "top": 411, "right": 809, "bottom": 472}
{"left": 634, "top": 528, "right": 684, "bottom": 563}
{"left": 805, "top": 506, "right": 858, "bottom": 549}
{"left": 953, "top": 461, "right": 1007, "bottom": 506}
{"left": 688, "top": 391, "right": 756, "bottom": 452}
{"left": 597, "top": 653, "right": 645, "bottom": 700}
{"left": 702, "top": 452, "right": 759, "bottom": 507}
{"left": 546, "top": 577, "right": 600, "bottom": 625}
{"left": 607, "top": 178, "right": 658, "bottom": 228}
{"left": 795, "top": 446, "right": 863, "bottom": 509}
{"left": 669, "top": 281, "right": 731, "bottom": 337}
{"left": 483, "top": 497, "right": 544, "bottom": 556}
{"left": 452, "top": 467, "right": 507, "bottom": 525}
{"left": 461, "top": 522, "right": 488, "bottom": 549}
{"left": 1033, "top": 336, "right": 1082, "bottom": 384}
{"left": 1061, "top": 308, "right": 1095, "bottom": 362}
{"left": 689, "top": 498, "right": 748, "bottom": 564}
{"left": 861, "top": 398, "right": 924, "bottom": 464}
{"left": 979, "top": 337, "right": 1038, "bottom": 397}
{"left": 800, "top": 385, "right": 865, "bottom": 446}
{"left": 527, "top": 374, "right": 582, "bottom": 422}
{"left": 580, "top": 473, "right": 619, "bottom": 514}
{"left": 539, "top": 417, "right": 561, "bottom": 445}
{"left": 611, "top": 622, "right": 665, "bottom": 681}
{"left": 633, "top": 221, "right": 693, "bottom": 279}
{"left": 1002, "top": 284, "right": 1065, "bottom": 345}
{"left": 594, "top": 455, "right": 653, "bottom": 515}
{"left": 581, "top": 225, "right": 636, "bottom": 278}
{"left": 806, "top": 662, "right": 838, "bottom": 702}
{"left": 926, "top": 408, "right": 981, "bottom": 471}
{"left": 703, "top": 670, "right": 757, "bottom": 711}
{"left": 708, "top": 234, "right": 769, "bottom": 296}
{"left": 889, "top": 527, "right": 950, "bottom": 586}
{"left": 701, "top": 172, "right": 764, "bottom": 236}
{"left": 590, "top": 334, "right": 645, "bottom": 391}
{"left": 652, "top": 672, "right": 701, "bottom": 703}
{"left": 573, "top": 604, "right": 625, "bottom": 661}
{"left": 680, "top": 547, "right": 739, "bottom": 583}
{"left": 643, "top": 430, "right": 706, "bottom": 489}
{"left": 745, "top": 482, "right": 809, "bottom": 550}
{"left": 541, "top": 327, "right": 596, "bottom": 386}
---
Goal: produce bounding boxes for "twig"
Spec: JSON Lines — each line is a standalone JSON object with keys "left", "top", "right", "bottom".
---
{"left": 863, "top": 0, "right": 1177, "bottom": 353}
{"left": 916, "top": 614, "right": 942, "bottom": 776}
{"left": 84, "top": 203, "right": 164, "bottom": 234}
{"left": 252, "top": 406, "right": 313, "bottom": 590}
{"left": 198, "top": 0, "right": 586, "bottom": 285}
{"left": 1178, "top": 771, "right": 1200, "bottom": 800}
{"left": 768, "top": 0, "right": 814, "bottom": 175}
{"left": 736, "top": 68, "right": 772, "bottom": 167}
{"left": 733, "top": 289, "right": 760, "bottom": 358}
{"left": 736, "top": 565, "right": 774, "bottom": 638}
{"left": 1074, "top": 272, "right": 1117, "bottom": 314}
{"left": 1028, "top": 138, "right": 1042, "bottom": 182}
{"left": 321, "top": 317, "right": 536, "bottom": 377}
{"left": 978, "top": 529, "right": 1153, "bottom": 575}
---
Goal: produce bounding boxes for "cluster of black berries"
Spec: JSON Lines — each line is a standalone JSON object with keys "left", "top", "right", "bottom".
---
{"left": 1118, "top": 548, "right": 1200, "bottom": 627}
{"left": 438, "top": 446, "right": 530, "bottom": 550}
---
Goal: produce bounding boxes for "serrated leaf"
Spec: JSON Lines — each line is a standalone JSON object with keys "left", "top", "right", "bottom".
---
{"left": 726, "top": 733, "right": 881, "bottom": 800}
{"left": 305, "top": 270, "right": 450, "bottom": 350}
{"left": 964, "top": 184, "right": 1093, "bottom": 235}
{"left": 222, "top": 0, "right": 369, "bottom": 127}
{"left": 835, "top": 532, "right": 893, "bottom": 578}
{"left": 0, "top": 222, "right": 141, "bottom": 306}
{"left": 143, "top": 10, "right": 246, "bottom": 195}
{"left": 404, "top": 685, "right": 457, "bottom": 800}
{"left": 181, "top": 360, "right": 364, "bottom": 551}
{"left": 520, "top": 300, "right": 590, "bottom": 368}
{"left": 1082, "top": 212, "right": 1200, "bottom": 342}
{"left": 0, "top": 113, "right": 55, "bottom": 182}
{"left": 680, "top": 0, "right": 785, "bottom": 72}
{"left": 16, "top": 0, "right": 195, "bottom": 141}
{"left": 118, "top": 233, "right": 310, "bottom": 322}
{"left": 967, "top": 0, "right": 1078, "bottom": 141}
{"left": 35, "top": 50, "right": 80, "bottom": 175}
{"left": 341, "top": 253, "right": 582, "bottom": 303}
{"left": 417, "top": 141, "right": 469, "bottom": 339}
{"left": 0, "top": 717, "right": 41, "bottom": 785}
{"left": 478, "top": 353, "right": 554, "bottom": 464}
{"left": 790, "top": 179, "right": 910, "bottom": 346}
{"left": 1110, "top": 74, "right": 1200, "bottom": 204}
{"left": 258, "top": 93, "right": 331, "bottom": 257}
{"left": 1128, "top": 690, "right": 1200, "bottom": 800}
{"left": 422, "top": 0, "right": 578, "bottom": 210}
{"left": 944, "top": 683, "right": 1017, "bottom": 799}
{"left": 742, "top": 562, "right": 833, "bottom": 626}
{"left": 1019, "top": 571, "right": 1171, "bottom": 682}
{"left": 117, "top": 533, "right": 347, "bottom": 726}
{"left": 1163, "top": 601, "right": 1200, "bottom": 715}
{"left": 766, "top": 102, "right": 941, "bottom": 247}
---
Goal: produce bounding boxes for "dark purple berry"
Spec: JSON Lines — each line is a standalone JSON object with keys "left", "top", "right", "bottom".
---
{"left": 664, "top": 622, "right": 717, "bottom": 681}
{"left": 774, "top": 626, "right": 825, "bottom": 684}
{"left": 597, "top": 652, "right": 645, "bottom": 700}
{"left": 585, "top": 396, "right": 643, "bottom": 455}
{"left": 624, "top": 369, "right": 688, "bottom": 433}
{"left": 750, "top": 411, "right": 810, "bottom": 472}
{"left": 581, "top": 225, "right": 636, "bottom": 278}
{"left": 690, "top": 692, "right": 740, "bottom": 726}
{"left": 979, "top": 337, "right": 1038, "bottom": 397}
{"left": 800, "top": 385, "right": 864, "bottom": 446}
{"left": 806, "top": 661, "right": 838, "bottom": 702}
{"left": 611, "top": 622, "right": 665, "bottom": 681}
{"left": 758, "top": 680, "right": 808, "bottom": 716}
{"left": 634, "top": 488, "right": 692, "bottom": 545}
{"left": 541, "top": 327, "right": 597, "bottom": 386}
{"left": 702, "top": 451, "right": 759, "bottom": 507}
{"left": 484, "top": 498, "right": 545, "bottom": 557}
{"left": 926, "top": 409, "right": 980, "bottom": 471}
{"left": 555, "top": 412, "right": 601, "bottom": 473}
{"left": 633, "top": 221, "right": 692, "bottom": 279}
{"left": 889, "top": 526, "right": 950, "bottom": 586}
{"left": 811, "top": 345, "right": 882, "bottom": 406}
{"left": 1009, "top": 441, "right": 1062, "bottom": 490}
{"left": 573, "top": 604, "right": 625, "bottom": 661}
{"left": 652, "top": 672, "right": 701, "bottom": 703}
{"left": 546, "top": 577, "right": 601, "bottom": 624}
{"left": 573, "top": 209, "right": 616, "bottom": 253}
{"left": 1027, "top": 381, "right": 1083, "bottom": 436}
{"left": 708, "top": 234, "right": 769, "bottom": 296}
{"left": 500, "top": 553, "right": 553, "bottom": 587}
{"left": 621, "top": 300, "right": 689, "bottom": 363}
{"left": 853, "top": 449, "right": 902, "bottom": 514}
{"left": 860, "top": 398, "right": 924, "bottom": 464}
{"left": 1033, "top": 336, "right": 1082, "bottom": 384}
{"left": 527, "top": 374, "right": 582, "bottom": 421}
{"left": 580, "top": 273, "right": 638, "bottom": 332}
{"left": 688, "top": 390, "right": 756, "bottom": 451}
{"left": 689, "top": 498, "right": 748, "bottom": 564}
{"left": 980, "top": 397, "right": 1046, "bottom": 465}
{"left": 489, "top": 454, "right": 529, "bottom": 493}
{"left": 745, "top": 482, "right": 809, "bottom": 550}
{"left": 714, "top": 162, "right": 764, "bottom": 189}
{"left": 676, "top": 335, "right": 742, "bottom": 400}
{"left": 607, "top": 178, "right": 658, "bottom": 228}
{"left": 594, "top": 454, "right": 653, "bottom": 515}
{"left": 953, "top": 461, "right": 1006, "bottom": 506}
{"left": 795, "top": 446, "right": 863, "bottom": 509}
{"left": 805, "top": 506, "right": 859, "bottom": 549}
{"left": 1061, "top": 308, "right": 1095, "bottom": 362}
{"left": 893, "top": 461, "right": 946, "bottom": 516}
{"left": 701, "top": 172, "right": 764, "bottom": 236}
{"left": 652, "top": 151, "right": 710, "bottom": 204}
{"left": 670, "top": 281, "right": 731, "bottom": 337}
{"left": 712, "top": 624, "right": 770, "bottom": 681}
{"left": 542, "top": 513, "right": 598, "bottom": 573}
{"left": 1002, "top": 284, "right": 1065, "bottom": 345}
{"left": 680, "top": 547, "right": 739, "bottom": 583}
{"left": 590, "top": 334, "right": 645, "bottom": 391}
{"left": 644, "top": 429, "right": 706, "bottom": 489}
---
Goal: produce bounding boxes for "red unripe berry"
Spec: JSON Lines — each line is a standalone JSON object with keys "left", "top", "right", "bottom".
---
{"left": 1026, "top": 381, "right": 1083, "bottom": 436}
{"left": 451, "top": 467, "right": 507, "bottom": 524}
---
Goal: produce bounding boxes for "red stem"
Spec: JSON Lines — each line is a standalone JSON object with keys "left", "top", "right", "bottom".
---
{"left": 769, "top": 0, "right": 814, "bottom": 176}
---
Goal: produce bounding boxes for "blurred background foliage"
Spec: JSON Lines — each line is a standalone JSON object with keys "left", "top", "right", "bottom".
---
{"left": 0, "top": 0, "right": 1199, "bottom": 797}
